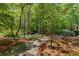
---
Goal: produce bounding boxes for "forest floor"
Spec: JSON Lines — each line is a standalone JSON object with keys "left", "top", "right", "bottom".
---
{"left": 0, "top": 35, "right": 79, "bottom": 56}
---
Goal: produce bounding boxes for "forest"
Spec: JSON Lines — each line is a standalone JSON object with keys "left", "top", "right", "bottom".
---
{"left": 0, "top": 3, "right": 79, "bottom": 56}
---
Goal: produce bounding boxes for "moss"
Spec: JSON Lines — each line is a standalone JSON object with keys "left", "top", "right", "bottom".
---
{"left": 66, "top": 53, "right": 79, "bottom": 56}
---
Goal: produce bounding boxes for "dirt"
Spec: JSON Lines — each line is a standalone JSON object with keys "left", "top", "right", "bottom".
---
{"left": 37, "top": 36, "right": 79, "bottom": 56}
{"left": 0, "top": 37, "right": 30, "bottom": 53}
{"left": 0, "top": 36, "right": 79, "bottom": 56}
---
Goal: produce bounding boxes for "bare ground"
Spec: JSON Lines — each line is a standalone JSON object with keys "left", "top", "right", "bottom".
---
{"left": 0, "top": 35, "right": 79, "bottom": 56}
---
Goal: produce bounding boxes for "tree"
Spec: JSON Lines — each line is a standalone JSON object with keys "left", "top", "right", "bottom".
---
{"left": 16, "top": 4, "right": 26, "bottom": 37}
{"left": 0, "top": 13, "right": 15, "bottom": 36}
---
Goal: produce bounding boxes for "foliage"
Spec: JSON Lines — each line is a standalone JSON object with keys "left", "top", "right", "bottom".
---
{"left": 61, "top": 29, "right": 76, "bottom": 36}
{"left": 0, "top": 3, "right": 79, "bottom": 36}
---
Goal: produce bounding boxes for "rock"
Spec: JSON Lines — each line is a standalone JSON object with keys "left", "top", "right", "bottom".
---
{"left": 20, "top": 47, "right": 39, "bottom": 56}
{"left": 33, "top": 40, "right": 42, "bottom": 47}
{"left": 19, "top": 54, "right": 23, "bottom": 56}
{"left": 25, "top": 42, "right": 34, "bottom": 50}
{"left": 40, "top": 37, "right": 49, "bottom": 41}
{"left": 15, "top": 36, "right": 79, "bottom": 56}
{"left": 26, "top": 47, "right": 38, "bottom": 56}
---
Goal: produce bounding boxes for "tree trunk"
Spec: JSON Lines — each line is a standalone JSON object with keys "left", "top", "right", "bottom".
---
{"left": 23, "top": 17, "right": 26, "bottom": 38}
{"left": 37, "top": 5, "right": 41, "bottom": 34}
{"left": 16, "top": 4, "right": 26, "bottom": 37}
{"left": 49, "top": 9, "right": 53, "bottom": 49}
{"left": 27, "top": 4, "right": 32, "bottom": 34}
{"left": 10, "top": 25, "right": 14, "bottom": 37}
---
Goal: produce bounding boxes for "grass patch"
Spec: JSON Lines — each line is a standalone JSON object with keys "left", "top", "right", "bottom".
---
{"left": 66, "top": 53, "right": 79, "bottom": 56}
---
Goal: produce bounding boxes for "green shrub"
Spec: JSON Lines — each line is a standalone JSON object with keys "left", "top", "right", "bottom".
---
{"left": 62, "top": 29, "right": 76, "bottom": 36}
{"left": 74, "top": 31, "right": 79, "bottom": 35}
{"left": 4, "top": 32, "right": 16, "bottom": 37}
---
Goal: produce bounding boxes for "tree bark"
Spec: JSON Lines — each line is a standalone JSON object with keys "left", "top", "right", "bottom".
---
{"left": 27, "top": 4, "right": 32, "bottom": 34}
{"left": 49, "top": 9, "right": 53, "bottom": 49}
{"left": 16, "top": 4, "right": 26, "bottom": 37}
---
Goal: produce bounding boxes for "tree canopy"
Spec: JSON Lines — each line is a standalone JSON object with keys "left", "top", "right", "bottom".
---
{"left": 0, "top": 3, "right": 79, "bottom": 37}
